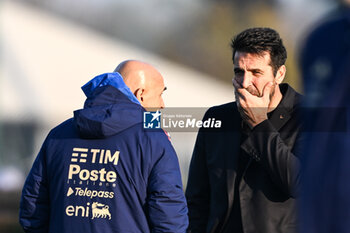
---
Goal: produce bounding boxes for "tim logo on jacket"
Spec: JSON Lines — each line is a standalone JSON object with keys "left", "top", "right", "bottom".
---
{"left": 65, "top": 147, "right": 118, "bottom": 220}
{"left": 67, "top": 147, "right": 119, "bottom": 185}
{"left": 66, "top": 201, "right": 112, "bottom": 220}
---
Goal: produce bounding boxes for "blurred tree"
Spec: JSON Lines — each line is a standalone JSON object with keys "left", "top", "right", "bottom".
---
{"left": 15, "top": 0, "right": 301, "bottom": 91}
{"left": 209, "top": 0, "right": 277, "bottom": 8}
{"left": 157, "top": 1, "right": 301, "bottom": 91}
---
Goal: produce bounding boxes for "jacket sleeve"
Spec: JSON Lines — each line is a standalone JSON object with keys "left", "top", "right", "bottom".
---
{"left": 241, "top": 119, "right": 302, "bottom": 198}
{"left": 147, "top": 134, "right": 188, "bottom": 233}
{"left": 19, "top": 140, "right": 50, "bottom": 233}
{"left": 185, "top": 112, "right": 211, "bottom": 233}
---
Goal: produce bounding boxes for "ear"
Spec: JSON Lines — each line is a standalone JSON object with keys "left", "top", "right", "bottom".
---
{"left": 275, "top": 65, "right": 286, "bottom": 84}
{"left": 134, "top": 88, "right": 144, "bottom": 103}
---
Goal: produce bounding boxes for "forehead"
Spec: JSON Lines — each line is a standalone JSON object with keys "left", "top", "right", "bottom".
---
{"left": 154, "top": 73, "right": 165, "bottom": 89}
{"left": 148, "top": 72, "right": 165, "bottom": 93}
{"left": 234, "top": 51, "right": 271, "bottom": 67}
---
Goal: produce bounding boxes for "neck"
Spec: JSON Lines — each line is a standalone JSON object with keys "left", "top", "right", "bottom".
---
{"left": 267, "top": 85, "right": 283, "bottom": 113}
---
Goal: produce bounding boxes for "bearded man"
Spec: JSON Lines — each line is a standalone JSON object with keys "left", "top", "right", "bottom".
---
{"left": 186, "top": 27, "right": 302, "bottom": 233}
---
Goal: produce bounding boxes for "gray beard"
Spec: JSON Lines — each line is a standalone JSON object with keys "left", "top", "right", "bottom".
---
{"left": 246, "top": 83, "right": 276, "bottom": 98}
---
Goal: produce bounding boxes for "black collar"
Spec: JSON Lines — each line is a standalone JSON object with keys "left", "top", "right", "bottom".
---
{"left": 240, "top": 83, "right": 301, "bottom": 133}
{"left": 268, "top": 83, "right": 301, "bottom": 131}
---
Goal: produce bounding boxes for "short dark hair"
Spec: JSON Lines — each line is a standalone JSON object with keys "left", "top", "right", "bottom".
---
{"left": 231, "top": 27, "right": 287, "bottom": 75}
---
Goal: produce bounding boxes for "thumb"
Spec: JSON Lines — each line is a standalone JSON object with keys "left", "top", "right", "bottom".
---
{"left": 263, "top": 82, "right": 274, "bottom": 98}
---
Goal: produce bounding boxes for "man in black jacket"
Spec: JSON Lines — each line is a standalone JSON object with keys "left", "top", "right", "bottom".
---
{"left": 186, "top": 28, "right": 302, "bottom": 233}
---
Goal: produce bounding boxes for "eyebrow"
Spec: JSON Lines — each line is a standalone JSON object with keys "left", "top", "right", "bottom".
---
{"left": 249, "top": 68, "right": 264, "bottom": 73}
{"left": 234, "top": 67, "right": 263, "bottom": 73}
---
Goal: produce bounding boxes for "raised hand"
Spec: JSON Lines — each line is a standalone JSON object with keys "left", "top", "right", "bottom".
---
{"left": 233, "top": 79, "right": 274, "bottom": 128}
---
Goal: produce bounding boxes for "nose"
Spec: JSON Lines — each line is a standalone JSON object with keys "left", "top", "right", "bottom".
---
{"left": 240, "top": 72, "right": 251, "bottom": 89}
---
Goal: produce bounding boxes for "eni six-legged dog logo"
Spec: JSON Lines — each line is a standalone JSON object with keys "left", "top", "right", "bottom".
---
{"left": 92, "top": 202, "right": 111, "bottom": 220}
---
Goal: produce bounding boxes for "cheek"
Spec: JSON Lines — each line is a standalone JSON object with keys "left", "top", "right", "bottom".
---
{"left": 157, "top": 97, "right": 163, "bottom": 106}
{"left": 252, "top": 79, "right": 269, "bottom": 96}
{"left": 252, "top": 79, "right": 264, "bottom": 91}
{"left": 256, "top": 76, "right": 273, "bottom": 88}
{"left": 144, "top": 94, "right": 161, "bottom": 106}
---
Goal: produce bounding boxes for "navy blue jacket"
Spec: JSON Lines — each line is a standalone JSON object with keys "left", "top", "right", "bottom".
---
{"left": 19, "top": 73, "right": 188, "bottom": 233}
{"left": 299, "top": 7, "right": 350, "bottom": 233}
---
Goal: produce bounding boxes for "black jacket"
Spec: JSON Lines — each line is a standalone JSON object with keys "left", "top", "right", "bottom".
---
{"left": 186, "top": 84, "right": 302, "bottom": 233}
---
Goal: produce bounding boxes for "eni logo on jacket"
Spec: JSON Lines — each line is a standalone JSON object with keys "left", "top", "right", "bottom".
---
{"left": 92, "top": 202, "right": 111, "bottom": 220}
{"left": 65, "top": 201, "right": 112, "bottom": 220}
{"left": 67, "top": 147, "right": 119, "bottom": 184}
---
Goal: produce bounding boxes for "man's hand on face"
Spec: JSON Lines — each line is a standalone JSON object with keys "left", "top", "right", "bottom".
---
{"left": 233, "top": 79, "right": 273, "bottom": 129}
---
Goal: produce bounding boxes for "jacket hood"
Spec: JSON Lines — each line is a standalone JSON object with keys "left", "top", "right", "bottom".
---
{"left": 73, "top": 73, "right": 144, "bottom": 139}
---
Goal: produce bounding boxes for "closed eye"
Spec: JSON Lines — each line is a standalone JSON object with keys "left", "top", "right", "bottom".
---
{"left": 251, "top": 69, "right": 263, "bottom": 76}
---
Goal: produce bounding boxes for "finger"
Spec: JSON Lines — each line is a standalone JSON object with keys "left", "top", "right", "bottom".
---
{"left": 232, "top": 78, "right": 241, "bottom": 89}
{"left": 234, "top": 85, "right": 247, "bottom": 102}
{"left": 238, "top": 97, "right": 248, "bottom": 110}
{"left": 233, "top": 79, "right": 250, "bottom": 94}
{"left": 234, "top": 89, "right": 244, "bottom": 100}
{"left": 232, "top": 78, "right": 256, "bottom": 99}
{"left": 233, "top": 79, "right": 242, "bottom": 101}
{"left": 232, "top": 79, "right": 244, "bottom": 95}
{"left": 238, "top": 108, "right": 251, "bottom": 122}
{"left": 263, "top": 81, "right": 274, "bottom": 99}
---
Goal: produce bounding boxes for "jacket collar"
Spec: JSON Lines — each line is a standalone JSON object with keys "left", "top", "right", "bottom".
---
{"left": 267, "top": 83, "right": 301, "bottom": 131}
{"left": 223, "top": 83, "right": 301, "bottom": 230}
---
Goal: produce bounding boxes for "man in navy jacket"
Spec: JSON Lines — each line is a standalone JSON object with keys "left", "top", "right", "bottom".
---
{"left": 299, "top": 4, "right": 350, "bottom": 233}
{"left": 19, "top": 60, "right": 188, "bottom": 233}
